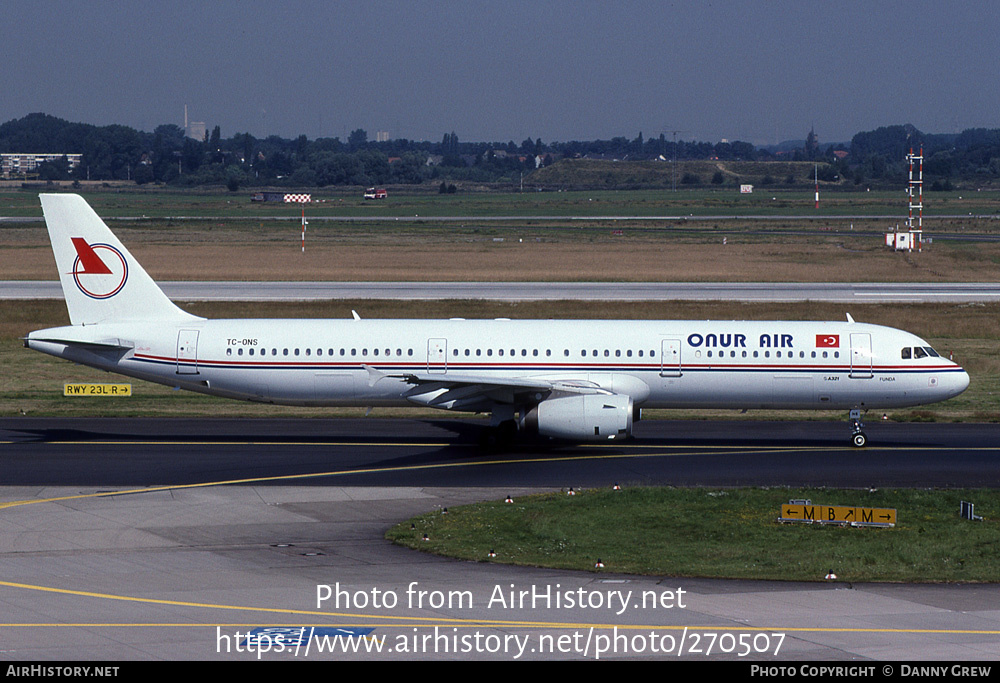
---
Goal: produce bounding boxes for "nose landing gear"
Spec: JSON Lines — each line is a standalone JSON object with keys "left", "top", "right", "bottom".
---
{"left": 849, "top": 408, "right": 867, "bottom": 448}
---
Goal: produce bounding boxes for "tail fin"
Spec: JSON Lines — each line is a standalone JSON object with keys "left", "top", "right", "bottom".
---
{"left": 39, "top": 193, "right": 200, "bottom": 325}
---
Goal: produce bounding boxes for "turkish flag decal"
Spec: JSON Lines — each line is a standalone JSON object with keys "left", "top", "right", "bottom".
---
{"left": 816, "top": 334, "right": 840, "bottom": 348}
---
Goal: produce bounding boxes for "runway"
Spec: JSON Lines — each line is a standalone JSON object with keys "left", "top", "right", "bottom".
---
{"left": 5, "top": 280, "right": 1000, "bottom": 303}
{"left": 4, "top": 417, "right": 1000, "bottom": 488}
{"left": 1, "top": 418, "right": 999, "bottom": 660}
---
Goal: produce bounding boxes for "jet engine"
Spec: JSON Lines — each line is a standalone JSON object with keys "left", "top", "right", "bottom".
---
{"left": 520, "top": 393, "right": 634, "bottom": 441}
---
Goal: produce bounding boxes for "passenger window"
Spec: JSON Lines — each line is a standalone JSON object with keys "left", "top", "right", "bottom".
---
{"left": 226, "top": 348, "right": 232, "bottom": 356}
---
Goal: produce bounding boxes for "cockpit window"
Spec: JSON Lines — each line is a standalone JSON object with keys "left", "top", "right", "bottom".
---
{"left": 924, "top": 347, "right": 940, "bottom": 357}
{"left": 901, "top": 348, "right": 911, "bottom": 359}
{"left": 913, "top": 347, "right": 928, "bottom": 359}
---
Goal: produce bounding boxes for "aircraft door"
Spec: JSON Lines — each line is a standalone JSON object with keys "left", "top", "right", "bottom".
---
{"left": 660, "top": 338, "right": 682, "bottom": 377}
{"left": 849, "top": 333, "right": 873, "bottom": 379}
{"left": 427, "top": 338, "right": 448, "bottom": 374}
{"left": 176, "top": 329, "right": 200, "bottom": 375}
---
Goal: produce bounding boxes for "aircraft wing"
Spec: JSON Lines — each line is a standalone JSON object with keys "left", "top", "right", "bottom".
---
{"left": 365, "top": 365, "right": 610, "bottom": 411}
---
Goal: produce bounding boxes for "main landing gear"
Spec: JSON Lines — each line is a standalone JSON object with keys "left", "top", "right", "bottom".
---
{"left": 849, "top": 408, "right": 867, "bottom": 448}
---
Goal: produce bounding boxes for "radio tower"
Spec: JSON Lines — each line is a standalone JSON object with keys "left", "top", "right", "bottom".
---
{"left": 906, "top": 148, "right": 923, "bottom": 252}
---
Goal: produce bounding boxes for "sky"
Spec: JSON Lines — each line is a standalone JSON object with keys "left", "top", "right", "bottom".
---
{"left": 5, "top": 0, "right": 1000, "bottom": 146}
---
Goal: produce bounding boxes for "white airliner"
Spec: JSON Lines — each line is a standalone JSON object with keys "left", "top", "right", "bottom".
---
{"left": 26, "top": 194, "right": 969, "bottom": 447}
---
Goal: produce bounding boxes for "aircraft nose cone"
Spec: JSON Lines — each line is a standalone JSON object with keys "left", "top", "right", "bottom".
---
{"left": 948, "top": 368, "right": 971, "bottom": 397}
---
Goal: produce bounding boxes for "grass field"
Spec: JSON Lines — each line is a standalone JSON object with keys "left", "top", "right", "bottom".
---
{"left": 5, "top": 187, "right": 1000, "bottom": 285}
{"left": 5, "top": 185, "right": 1000, "bottom": 218}
{"left": 387, "top": 486, "right": 1000, "bottom": 582}
{"left": 5, "top": 220, "right": 1000, "bottom": 283}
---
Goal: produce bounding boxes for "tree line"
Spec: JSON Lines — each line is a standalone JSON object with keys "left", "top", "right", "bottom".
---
{"left": 2, "top": 113, "right": 997, "bottom": 189}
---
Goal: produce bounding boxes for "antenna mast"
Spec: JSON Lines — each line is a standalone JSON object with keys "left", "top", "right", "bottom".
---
{"left": 906, "top": 147, "right": 923, "bottom": 252}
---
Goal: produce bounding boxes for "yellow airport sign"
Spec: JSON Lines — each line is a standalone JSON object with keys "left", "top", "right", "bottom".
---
{"left": 780, "top": 503, "right": 896, "bottom": 527}
{"left": 64, "top": 383, "right": 132, "bottom": 397}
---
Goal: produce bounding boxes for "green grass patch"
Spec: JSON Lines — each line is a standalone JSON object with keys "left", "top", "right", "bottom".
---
{"left": 387, "top": 487, "right": 1000, "bottom": 582}
{"left": 6, "top": 185, "right": 1000, "bottom": 219}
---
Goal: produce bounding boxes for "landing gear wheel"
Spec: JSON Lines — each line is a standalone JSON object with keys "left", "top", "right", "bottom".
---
{"left": 851, "top": 431, "right": 868, "bottom": 448}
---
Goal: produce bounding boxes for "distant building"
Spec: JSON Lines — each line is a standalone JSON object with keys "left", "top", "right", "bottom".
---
{"left": 186, "top": 121, "right": 206, "bottom": 141}
{"left": 183, "top": 105, "right": 206, "bottom": 141}
{"left": 375, "top": 131, "right": 390, "bottom": 142}
{"left": 1, "top": 153, "right": 82, "bottom": 178}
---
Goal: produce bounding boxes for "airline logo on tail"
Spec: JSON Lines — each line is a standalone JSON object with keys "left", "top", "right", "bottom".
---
{"left": 69, "top": 238, "right": 128, "bottom": 299}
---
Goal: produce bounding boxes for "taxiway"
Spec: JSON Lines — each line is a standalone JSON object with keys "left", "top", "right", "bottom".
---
{"left": 1, "top": 418, "right": 998, "bottom": 660}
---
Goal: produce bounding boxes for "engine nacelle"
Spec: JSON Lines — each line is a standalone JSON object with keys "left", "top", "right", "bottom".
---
{"left": 520, "top": 393, "right": 634, "bottom": 441}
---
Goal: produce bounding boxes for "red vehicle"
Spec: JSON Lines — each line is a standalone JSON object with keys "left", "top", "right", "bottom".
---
{"left": 364, "top": 187, "right": 388, "bottom": 199}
